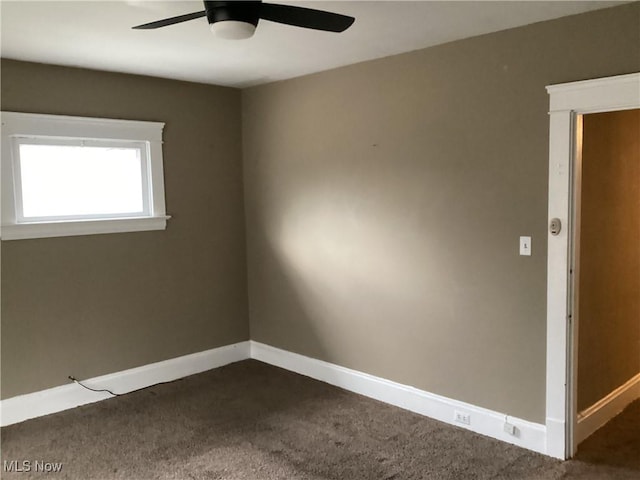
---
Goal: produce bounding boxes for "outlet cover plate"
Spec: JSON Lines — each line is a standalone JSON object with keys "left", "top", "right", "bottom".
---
{"left": 454, "top": 410, "right": 471, "bottom": 425}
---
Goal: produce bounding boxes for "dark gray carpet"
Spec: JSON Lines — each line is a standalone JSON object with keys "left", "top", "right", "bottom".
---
{"left": 1, "top": 360, "right": 638, "bottom": 479}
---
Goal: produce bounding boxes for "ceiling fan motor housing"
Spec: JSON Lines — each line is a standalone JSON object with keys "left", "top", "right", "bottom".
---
{"left": 205, "top": 1, "right": 261, "bottom": 27}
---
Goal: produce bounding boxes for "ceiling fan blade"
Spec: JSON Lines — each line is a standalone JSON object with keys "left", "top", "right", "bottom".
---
{"left": 259, "top": 3, "right": 354, "bottom": 32}
{"left": 132, "top": 10, "right": 207, "bottom": 30}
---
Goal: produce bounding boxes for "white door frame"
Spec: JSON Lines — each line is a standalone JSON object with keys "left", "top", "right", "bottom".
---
{"left": 545, "top": 72, "right": 640, "bottom": 460}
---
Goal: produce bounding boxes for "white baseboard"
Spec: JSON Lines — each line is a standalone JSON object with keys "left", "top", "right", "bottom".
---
{"left": 1, "top": 339, "right": 548, "bottom": 457}
{"left": 0, "top": 341, "right": 250, "bottom": 427}
{"left": 250, "top": 341, "right": 547, "bottom": 455}
{"left": 576, "top": 372, "right": 640, "bottom": 444}
{"left": 544, "top": 417, "right": 566, "bottom": 460}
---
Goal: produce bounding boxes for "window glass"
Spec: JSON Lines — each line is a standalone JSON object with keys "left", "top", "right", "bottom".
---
{"left": 18, "top": 143, "right": 146, "bottom": 219}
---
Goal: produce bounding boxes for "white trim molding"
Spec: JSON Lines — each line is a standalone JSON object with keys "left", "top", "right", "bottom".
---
{"left": 251, "top": 342, "right": 547, "bottom": 455}
{"left": 547, "top": 73, "right": 640, "bottom": 113}
{"left": 576, "top": 373, "right": 640, "bottom": 445}
{"left": 2, "top": 340, "right": 547, "bottom": 456}
{"left": 1, "top": 216, "right": 171, "bottom": 241}
{"left": 0, "top": 341, "right": 250, "bottom": 427}
{"left": 0, "top": 111, "right": 169, "bottom": 240}
{"left": 11, "top": 339, "right": 611, "bottom": 457}
{"left": 545, "top": 72, "right": 640, "bottom": 459}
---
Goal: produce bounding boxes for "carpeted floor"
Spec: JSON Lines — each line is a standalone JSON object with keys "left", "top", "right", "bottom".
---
{"left": 1, "top": 360, "right": 638, "bottom": 479}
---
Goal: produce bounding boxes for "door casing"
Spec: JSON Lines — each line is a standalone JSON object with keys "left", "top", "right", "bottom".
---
{"left": 545, "top": 72, "right": 640, "bottom": 460}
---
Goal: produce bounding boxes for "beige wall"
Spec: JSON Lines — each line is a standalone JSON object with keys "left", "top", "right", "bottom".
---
{"left": 1, "top": 60, "right": 249, "bottom": 399}
{"left": 242, "top": 3, "right": 640, "bottom": 423}
{"left": 577, "top": 109, "right": 640, "bottom": 412}
{"left": 2, "top": 3, "right": 639, "bottom": 421}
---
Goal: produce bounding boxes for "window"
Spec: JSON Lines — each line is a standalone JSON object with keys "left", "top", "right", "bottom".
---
{"left": 1, "top": 112, "right": 169, "bottom": 240}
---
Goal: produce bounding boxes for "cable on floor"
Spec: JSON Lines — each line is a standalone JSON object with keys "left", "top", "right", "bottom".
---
{"left": 68, "top": 375, "right": 183, "bottom": 397}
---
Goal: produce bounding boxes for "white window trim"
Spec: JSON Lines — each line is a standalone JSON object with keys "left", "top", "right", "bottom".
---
{"left": 1, "top": 112, "right": 170, "bottom": 240}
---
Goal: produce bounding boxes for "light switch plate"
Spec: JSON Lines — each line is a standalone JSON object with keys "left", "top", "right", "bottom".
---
{"left": 520, "top": 236, "right": 532, "bottom": 256}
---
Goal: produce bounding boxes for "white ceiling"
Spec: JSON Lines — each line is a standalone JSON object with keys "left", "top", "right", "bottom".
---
{"left": 0, "top": 1, "right": 625, "bottom": 88}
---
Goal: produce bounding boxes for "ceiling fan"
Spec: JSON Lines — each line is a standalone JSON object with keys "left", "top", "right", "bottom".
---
{"left": 132, "top": 1, "right": 355, "bottom": 40}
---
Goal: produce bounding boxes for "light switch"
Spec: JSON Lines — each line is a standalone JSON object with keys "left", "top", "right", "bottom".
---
{"left": 520, "top": 236, "right": 532, "bottom": 256}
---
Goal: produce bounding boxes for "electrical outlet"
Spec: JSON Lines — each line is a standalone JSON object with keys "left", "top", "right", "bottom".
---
{"left": 454, "top": 410, "right": 471, "bottom": 425}
{"left": 503, "top": 422, "right": 517, "bottom": 436}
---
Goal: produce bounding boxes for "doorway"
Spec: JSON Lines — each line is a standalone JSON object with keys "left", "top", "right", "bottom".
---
{"left": 545, "top": 73, "right": 640, "bottom": 460}
{"left": 574, "top": 109, "right": 640, "bottom": 446}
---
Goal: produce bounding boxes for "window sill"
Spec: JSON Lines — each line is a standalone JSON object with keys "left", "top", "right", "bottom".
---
{"left": 1, "top": 215, "right": 171, "bottom": 241}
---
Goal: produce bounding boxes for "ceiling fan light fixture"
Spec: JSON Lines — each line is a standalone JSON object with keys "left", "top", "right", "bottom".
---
{"left": 210, "top": 20, "right": 256, "bottom": 39}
